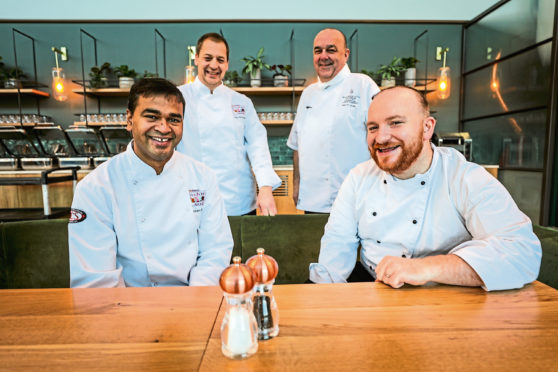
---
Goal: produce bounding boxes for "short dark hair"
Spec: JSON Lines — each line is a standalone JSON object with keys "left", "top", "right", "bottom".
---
{"left": 196, "top": 32, "right": 229, "bottom": 61}
{"left": 373, "top": 86, "right": 430, "bottom": 116}
{"left": 320, "top": 28, "right": 347, "bottom": 49}
{"left": 127, "top": 78, "right": 185, "bottom": 114}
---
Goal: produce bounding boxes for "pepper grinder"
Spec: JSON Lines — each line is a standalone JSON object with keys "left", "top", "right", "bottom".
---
{"left": 246, "top": 248, "right": 279, "bottom": 340}
{"left": 219, "top": 256, "right": 259, "bottom": 359}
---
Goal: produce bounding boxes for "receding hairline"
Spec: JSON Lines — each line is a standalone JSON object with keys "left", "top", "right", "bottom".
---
{"left": 372, "top": 86, "right": 430, "bottom": 116}
{"left": 314, "top": 28, "right": 347, "bottom": 49}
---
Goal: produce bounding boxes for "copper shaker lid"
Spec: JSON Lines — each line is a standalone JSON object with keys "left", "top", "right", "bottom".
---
{"left": 246, "top": 248, "right": 278, "bottom": 283}
{"left": 219, "top": 256, "right": 256, "bottom": 294}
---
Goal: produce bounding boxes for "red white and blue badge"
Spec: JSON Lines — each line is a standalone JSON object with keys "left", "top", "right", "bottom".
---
{"left": 189, "top": 189, "right": 206, "bottom": 213}
{"left": 232, "top": 105, "right": 246, "bottom": 119}
{"left": 69, "top": 208, "right": 87, "bottom": 223}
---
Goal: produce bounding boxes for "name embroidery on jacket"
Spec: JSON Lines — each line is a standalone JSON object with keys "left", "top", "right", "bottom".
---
{"left": 189, "top": 190, "right": 206, "bottom": 213}
{"left": 341, "top": 94, "right": 359, "bottom": 107}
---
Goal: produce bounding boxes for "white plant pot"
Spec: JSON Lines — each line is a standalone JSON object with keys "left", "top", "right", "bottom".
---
{"left": 119, "top": 77, "right": 135, "bottom": 89}
{"left": 273, "top": 74, "right": 289, "bottom": 87}
{"left": 381, "top": 77, "right": 396, "bottom": 88}
{"left": 4, "top": 78, "right": 18, "bottom": 88}
{"left": 405, "top": 68, "right": 416, "bottom": 87}
{"left": 250, "top": 69, "right": 261, "bottom": 88}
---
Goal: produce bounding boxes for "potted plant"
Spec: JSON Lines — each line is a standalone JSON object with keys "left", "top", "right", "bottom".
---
{"left": 114, "top": 65, "right": 137, "bottom": 89}
{"left": 223, "top": 70, "right": 241, "bottom": 87}
{"left": 360, "top": 68, "right": 380, "bottom": 83}
{"left": 268, "top": 64, "right": 292, "bottom": 87}
{"left": 401, "top": 57, "right": 419, "bottom": 87}
{"left": 242, "top": 47, "right": 270, "bottom": 88}
{"left": 89, "top": 62, "right": 112, "bottom": 89}
{"left": 141, "top": 70, "right": 158, "bottom": 79}
{"left": 377, "top": 57, "right": 405, "bottom": 88}
{"left": 3, "top": 67, "right": 27, "bottom": 89}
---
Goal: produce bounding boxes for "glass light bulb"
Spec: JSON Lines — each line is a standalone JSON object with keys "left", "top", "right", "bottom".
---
{"left": 437, "top": 66, "right": 451, "bottom": 100}
{"left": 51, "top": 67, "right": 68, "bottom": 102}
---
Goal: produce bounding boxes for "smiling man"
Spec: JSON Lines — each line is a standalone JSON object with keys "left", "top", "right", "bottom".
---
{"left": 309, "top": 86, "right": 541, "bottom": 291}
{"left": 69, "top": 78, "right": 233, "bottom": 288}
{"left": 287, "top": 28, "right": 380, "bottom": 213}
{"left": 176, "top": 32, "right": 281, "bottom": 216}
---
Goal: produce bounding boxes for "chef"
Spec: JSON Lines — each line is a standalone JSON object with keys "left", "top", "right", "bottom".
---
{"left": 69, "top": 78, "right": 233, "bottom": 288}
{"left": 176, "top": 32, "right": 281, "bottom": 216}
{"left": 309, "top": 86, "right": 541, "bottom": 291}
{"left": 287, "top": 28, "right": 380, "bottom": 213}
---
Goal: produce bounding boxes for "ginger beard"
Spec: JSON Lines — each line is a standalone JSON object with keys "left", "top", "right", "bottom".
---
{"left": 369, "top": 124, "right": 424, "bottom": 174}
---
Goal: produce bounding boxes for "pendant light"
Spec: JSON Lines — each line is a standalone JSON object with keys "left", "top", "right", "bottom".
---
{"left": 51, "top": 47, "right": 68, "bottom": 102}
{"left": 437, "top": 48, "right": 450, "bottom": 100}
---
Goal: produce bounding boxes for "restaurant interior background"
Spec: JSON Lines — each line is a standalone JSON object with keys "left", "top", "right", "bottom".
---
{"left": 1, "top": 0, "right": 557, "bottom": 226}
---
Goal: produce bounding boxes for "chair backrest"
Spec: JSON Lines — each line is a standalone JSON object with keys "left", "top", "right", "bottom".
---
{"left": 0, "top": 219, "right": 70, "bottom": 289}
{"left": 240, "top": 214, "right": 329, "bottom": 284}
{"left": 534, "top": 225, "right": 558, "bottom": 290}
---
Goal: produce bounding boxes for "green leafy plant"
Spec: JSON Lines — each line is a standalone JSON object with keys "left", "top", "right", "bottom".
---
{"left": 378, "top": 57, "right": 405, "bottom": 80}
{"left": 141, "top": 70, "right": 158, "bottom": 78}
{"left": 89, "top": 62, "right": 112, "bottom": 88}
{"left": 114, "top": 65, "right": 137, "bottom": 78}
{"left": 224, "top": 70, "right": 241, "bottom": 86}
{"left": 268, "top": 64, "right": 292, "bottom": 77}
{"left": 4, "top": 67, "right": 28, "bottom": 80}
{"left": 241, "top": 47, "right": 270, "bottom": 77}
{"left": 400, "top": 57, "right": 419, "bottom": 69}
{"left": 360, "top": 69, "right": 378, "bottom": 81}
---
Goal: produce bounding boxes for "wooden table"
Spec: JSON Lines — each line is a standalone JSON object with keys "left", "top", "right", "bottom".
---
{"left": 200, "top": 282, "right": 558, "bottom": 371}
{"left": 1, "top": 283, "right": 557, "bottom": 371}
{"left": 0, "top": 287, "right": 223, "bottom": 371}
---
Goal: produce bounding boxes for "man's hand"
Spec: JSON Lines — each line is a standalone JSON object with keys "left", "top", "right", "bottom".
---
{"left": 375, "top": 254, "right": 484, "bottom": 289}
{"left": 257, "top": 186, "right": 277, "bottom": 216}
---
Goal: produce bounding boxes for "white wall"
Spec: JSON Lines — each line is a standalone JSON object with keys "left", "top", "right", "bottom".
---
{"left": 2, "top": 0, "right": 500, "bottom": 21}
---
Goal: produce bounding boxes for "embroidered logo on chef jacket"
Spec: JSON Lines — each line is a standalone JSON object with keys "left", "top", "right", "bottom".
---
{"left": 341, "top": 94, "right": 360, "bottom": 107}
{"left": 189, "top": 189, "right": 206, "bottom": 213}
{"left": 232, "top": 105, "right": 246, "bottom": 119}
{"left": 69, "top": 208, "right": 87, "bottom": 223}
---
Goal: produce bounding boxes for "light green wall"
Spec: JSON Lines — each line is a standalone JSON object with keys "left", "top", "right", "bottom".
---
{"left": 0, "top": 22, "right": 462, "bottom": 132}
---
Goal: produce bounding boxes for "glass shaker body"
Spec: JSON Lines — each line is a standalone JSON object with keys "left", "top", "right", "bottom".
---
{"left": 221, "top": 292, "right": 259, "bottom": 359}
{"left": 253, "top": 280, "right": 279, "bottom": 340}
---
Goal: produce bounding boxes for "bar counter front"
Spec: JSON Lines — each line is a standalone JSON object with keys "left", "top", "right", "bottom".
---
{"left": 1, "top": 282, "right": 557, "bottom": 371}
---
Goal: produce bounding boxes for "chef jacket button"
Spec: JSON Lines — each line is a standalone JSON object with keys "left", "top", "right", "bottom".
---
{"left": 152, "top": 282, "right": 158, "bottom": 287}
{"left": 377, "top": 240, "right": 381, "bottom": 244}
{"left": 372, "top": 211, "right": 377, "bottom": 216}
{"left": 133, "top": 180, "right": 138, "bottom": 185}
{"left": 421, "top": 181, "right": 425, "bottom": 185}
{"left": 383, "top": 180, "right": 387, "bottom": 184}
{"left": 412, "top": 219, "right": 417, "bottom": 224}
{"left": 402, "top": 254, "right": 407, "bottom": 258}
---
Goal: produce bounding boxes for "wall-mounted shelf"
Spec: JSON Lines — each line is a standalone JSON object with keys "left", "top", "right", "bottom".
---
{"left": 0, "top": 89, "right": 50, "bottom": 98}
{"left": 73, "top": 121, "right": 126, "bottom": 127}
{"left": 261, "top": 120, "right": 293, "bottom": 125}
{"left": 72, "top": 88, "right": 130, "bottom": 97}
{"left": 232, "top": 86, "right": 304, "bottom": 96}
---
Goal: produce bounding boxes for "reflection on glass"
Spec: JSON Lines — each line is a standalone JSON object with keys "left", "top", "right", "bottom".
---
{"left": 465, "top": 0, "right": 555, "bottom": 71}
{"left": 463, "top": 109, "right": 546, "bottom": 168}
{"left": 463, "top": 43, "right": 551, "bottom": 119}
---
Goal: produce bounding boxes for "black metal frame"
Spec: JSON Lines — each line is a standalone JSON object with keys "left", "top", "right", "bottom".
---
{"left": 79, "top": 29, "right": 99, "bottom": 123}
{"left": 349, "top": 29, "right": 358, "bottom": 72}
{"left": 154, "top": 29, "right": 167, "bottom": 78}
{"left": 459, "top": 0, "right": 558, "bottom": 225}
{"left": 11, "top": 28, "right": 45, "bottom": 126}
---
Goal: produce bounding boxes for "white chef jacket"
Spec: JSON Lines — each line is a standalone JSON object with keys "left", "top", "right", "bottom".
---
{"left": 176, "top": 78, "right": 281, "bottom": 216}
{"left": 310, "top": 146, "right": 542, "bottom": 291}
{"left": 287, "top": 64, "right": 380, "bottom": 213}
{"left": 69, "top": 142, "right": 233, "bottom": 288}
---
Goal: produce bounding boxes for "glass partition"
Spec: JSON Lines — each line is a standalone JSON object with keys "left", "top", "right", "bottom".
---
{"left": 465, "top": 0, "right": 555, "bottom": 71}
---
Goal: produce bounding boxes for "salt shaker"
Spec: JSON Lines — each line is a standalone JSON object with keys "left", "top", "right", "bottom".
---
{"left": 219, "top": 256, "right": 259, "bottom": 359}
{"left": 246, "top": 248, "right": 279, "bottom": 340}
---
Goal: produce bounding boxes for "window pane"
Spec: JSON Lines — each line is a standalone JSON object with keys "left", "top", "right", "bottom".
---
{"left": 465, "top": 0, "right": 555, "bottom": 71}
{"left": 463, "top": 43, "right": 551, "bottom": 119}
{"left": 463, "top": 109, "right": 546, "bottom": 168}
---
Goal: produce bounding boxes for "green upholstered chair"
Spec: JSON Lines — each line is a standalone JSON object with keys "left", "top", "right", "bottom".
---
{"left": 240, "top": 214, "right": 330, "bottom": 284}
{"left": 0, "top": 219, "right": 70, "bottom": 289}
{"left": 227, "top": 216, "right": 242, "bottom": 259}
{"left": 534, "top": 225, "right": 558, "bottom": 290}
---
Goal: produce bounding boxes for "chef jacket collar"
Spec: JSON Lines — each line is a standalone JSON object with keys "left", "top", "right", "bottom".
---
{"left": 125, "top": 140, "right": 178, "bottom": 178}
{"left": 192, "top": 76, "right": 225, "bottom": 95}
{"left": 381, "top": 143, "right": 439, "bottom": 186}
{"left": 317, "top": 64, "right": 351, "bottom": 90}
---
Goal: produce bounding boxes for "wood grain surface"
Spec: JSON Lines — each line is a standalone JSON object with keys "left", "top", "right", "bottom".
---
{"left": 200, "top": 282, "right": 558, "bottom": 371}
{"left": 0, "top": 286, "right": 223, "bottom": 371}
